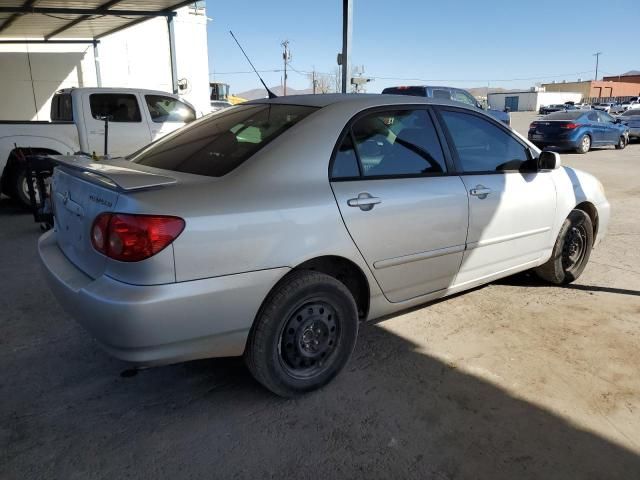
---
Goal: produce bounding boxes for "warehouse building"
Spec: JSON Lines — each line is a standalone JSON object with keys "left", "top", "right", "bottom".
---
{"left": 0, "top": 1, "right": 210, "bottom": 120}
{"left": 487, "top": 89, "right": 582, "bottom": 112}
{"left": 541, "top": 80, "right": 640, "bottom": 102}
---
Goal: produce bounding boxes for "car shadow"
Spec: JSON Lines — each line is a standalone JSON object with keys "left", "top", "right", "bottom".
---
{"left": 3, "top": 309, "right": 640, "bottom": 479}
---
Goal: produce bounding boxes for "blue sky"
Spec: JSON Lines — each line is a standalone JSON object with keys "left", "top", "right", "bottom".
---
{"left": 206, "top": 0, "right": 638, "bottom": 95}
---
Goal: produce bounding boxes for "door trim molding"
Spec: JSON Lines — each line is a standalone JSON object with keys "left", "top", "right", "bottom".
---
{"left": 466, "top": 226, "right": 551, "bottom": 251}
{"left": 374, "top": 244, "right": 465, "bottom": 270}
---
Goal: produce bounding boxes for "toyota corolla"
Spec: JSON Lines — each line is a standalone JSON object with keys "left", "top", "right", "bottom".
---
{"left": 39, "top": 94, "right": 610, "bottom": 396}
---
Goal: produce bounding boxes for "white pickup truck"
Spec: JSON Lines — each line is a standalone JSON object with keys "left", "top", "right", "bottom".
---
{"left": 0, "top": 87, "right": 197, "bottom": 206}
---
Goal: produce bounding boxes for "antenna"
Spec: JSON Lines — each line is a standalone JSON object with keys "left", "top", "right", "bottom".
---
{"left": 229, "top": 30, "right": 277, "bottom": 99}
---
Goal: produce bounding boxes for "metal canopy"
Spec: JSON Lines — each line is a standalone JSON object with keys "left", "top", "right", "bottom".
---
{"left": 0, "top": 0, "right": 196, "bottom": 41}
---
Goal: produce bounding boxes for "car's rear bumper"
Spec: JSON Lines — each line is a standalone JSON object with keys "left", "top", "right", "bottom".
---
{"left": 528, "top": 137, "right": 579, "bottom": 150}
{"left": 38, "top": 230, "right": 288, "bottom": 365}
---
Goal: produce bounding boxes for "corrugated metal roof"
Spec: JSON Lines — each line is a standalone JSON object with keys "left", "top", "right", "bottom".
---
{"left": 0, "top": 0, "right": 197, "bottom": 40}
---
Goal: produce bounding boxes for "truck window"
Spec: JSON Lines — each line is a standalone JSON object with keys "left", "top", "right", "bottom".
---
{"left": 432, "top": 89, "right": 452, "bottom": 100}
{"left": 145, "top": 95, "right": 196, "bottom": 123}
{"left": 51, "top": 93, "right": 73, "bottom": 121}
{"left": 452, "top": 90, "right": 477, "bottom": 106}
{"left": 89, "top": 94, "right": 142, "bottom": 122}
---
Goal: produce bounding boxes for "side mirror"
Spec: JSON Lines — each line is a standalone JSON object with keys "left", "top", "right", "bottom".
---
{"left": 614, "top": 118, "right": 622, "bottom": 124}
{"left": 538, "top": 150, "right": 561, "bottom": 170}
{"left": 476, "top": 102, "right": 484, "bottom": 110}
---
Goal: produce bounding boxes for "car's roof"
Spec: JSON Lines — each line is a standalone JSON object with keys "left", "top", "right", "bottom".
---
{"left": 245, "top": 93, "right": 472, "bottom": 110}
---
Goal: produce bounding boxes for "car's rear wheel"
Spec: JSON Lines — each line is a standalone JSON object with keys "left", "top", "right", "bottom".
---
{"left": 245, "top": 270, "right": 359, "bottom": 397}
{"left": 534, "top": 209, "right": 593, "bottom": 285}
{"left": 615, "top": 135, "right": 626, "bottom": 150}
{"left": 576, "top": 134, "right": 591, "bottom": 154}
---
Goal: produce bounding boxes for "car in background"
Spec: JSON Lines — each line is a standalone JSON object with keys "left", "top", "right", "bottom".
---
{"left": 381, "top": 85, "right": 511, "bottom": 125}
{"left": 618, "top": 108, "right": 640, "bottom": 141}
{"left": 593, "top": 102, "right": 616, "bottom": 113}
{"left": 539, "top": 104, "right": 574, "bottom": 115}
{"left": 529, "top": 109, "right": 629, "bottom": 153}
{"left": 573, "top": 103, "right": 592, "bottom": 110}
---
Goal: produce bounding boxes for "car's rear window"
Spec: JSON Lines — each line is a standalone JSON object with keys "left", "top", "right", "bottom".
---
{"left": 382, "top": 87, "right": 427, "bottom": 97}
{"left": 544, "top": 111, "right": 585, "bottom": 120}
{"left": 130, "top": 104, "right": 318, "bottom": 177}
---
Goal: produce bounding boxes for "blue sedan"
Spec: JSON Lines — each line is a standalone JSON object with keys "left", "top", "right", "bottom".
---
{"left": 529, "top": 110, "right": 629, "bottom": 154}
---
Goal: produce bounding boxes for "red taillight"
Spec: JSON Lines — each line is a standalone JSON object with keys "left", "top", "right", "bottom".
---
{"left": 561, "top": 123, "right": 581, "bottom": 129}
{"left": 91, "top": 213, "right": 185, "bottom": 262}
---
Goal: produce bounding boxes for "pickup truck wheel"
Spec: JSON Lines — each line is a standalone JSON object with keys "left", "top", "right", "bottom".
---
{"left": 14, "top": 169, "right": 40, "bottom": 208}
{"left": 576, "top": 134, "right": 591, "bottom": 154}
{"left": 534, "top": 209, "right": 593, "bottom": 285}
{"left": 615, "top": 136, "right": 626, "bottom": 150}
{"left": 245, "top": 270, "right": 358, "bottom": 397}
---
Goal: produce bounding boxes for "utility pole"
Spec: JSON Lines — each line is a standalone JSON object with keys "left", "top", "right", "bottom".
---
{"left": 340, "top": 0, "right": 353, "bottom": 93}
{"left": 312, "top": 70, "right": 317, "bottom": 94}
{"left": 593, "top": 52, "right": 602, "bottom": 81}
{"left": 281, "top": 40, "right": 291, "bottom": 96}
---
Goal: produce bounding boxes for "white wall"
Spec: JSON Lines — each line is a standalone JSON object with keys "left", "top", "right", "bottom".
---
{"left": 488, "top": 91, "right": 583, "bottom": 112}
{"left": 0, "top": 6, "right": 210, "bottom": 120}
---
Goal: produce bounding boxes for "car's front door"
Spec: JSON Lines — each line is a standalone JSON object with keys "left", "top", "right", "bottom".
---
{"left": 596, "top": 110, "right": 620, "bottom": 144}
{"left": 437, "top": 108, "right": 557, "bottom": 289}
{"left": 84, "top": 92, "right": 152, "bottom": 157}
{"left": 330, "top": 108, "right": 469, "bottom": 303}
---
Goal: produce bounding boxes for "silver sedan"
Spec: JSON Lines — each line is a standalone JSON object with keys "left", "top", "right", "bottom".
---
{"left": 39, "top": 94, "right": 610, "bottom": 396}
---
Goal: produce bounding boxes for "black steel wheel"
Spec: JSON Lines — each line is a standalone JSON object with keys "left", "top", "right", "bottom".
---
{"left": 245, "top": 270, "right": 359, "bottom": 397}
{"left": 535, "top": 209, "right": 594, "bottom": 285}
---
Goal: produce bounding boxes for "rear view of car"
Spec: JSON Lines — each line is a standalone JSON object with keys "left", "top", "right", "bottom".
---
{"left": 529, "top": 110, "right": 628, "bottom": 153}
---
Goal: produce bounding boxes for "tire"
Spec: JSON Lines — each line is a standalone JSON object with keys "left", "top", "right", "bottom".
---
{"left": 615, "top": 135, "right": 626, "bottom": 150}
{"left": 535, "top": 209, "right": 594, "bottom": 285}
{"left": 576, "top": 134, "right": 591, "bottom": 154}
{"left": 245, "top": 270, "right": 359, "bottom": 397}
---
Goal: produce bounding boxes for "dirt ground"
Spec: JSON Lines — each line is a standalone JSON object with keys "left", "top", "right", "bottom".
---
{"left": 1, "top": 112, "right": 639, "bottom": 479}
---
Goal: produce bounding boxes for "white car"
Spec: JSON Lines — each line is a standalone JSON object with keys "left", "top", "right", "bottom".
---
{"left": 0, "top": 87, "right": 197, "bottom": 206}
{"left": 38, "top": 94, "right": 610, "bottom": 396}
{"left": 593, "top": 102, "right": 616, "bottom": 113}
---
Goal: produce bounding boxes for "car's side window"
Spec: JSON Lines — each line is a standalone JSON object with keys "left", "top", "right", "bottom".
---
{"left": 89, "top": 93, "right": 142, "bottom": 122}
{"left": 348, "top": 109, "right": 447, "bottom": 177}
{"left": 597, "top": 111, "right": 614, "bottom": 123}
{"left": 452, "top": 90, "right": 476, "bottom": 106}
{"left": 145, "top": 95, "right": 196, "bottom": 123}
{"left": 331, "top": 134, "right": 360, "bottom": 178}
{"left": 587, "top": 112, "right": 598, "bottom": 122}
{"left": 440, "top": 110, "right": 529, "bottom": 173}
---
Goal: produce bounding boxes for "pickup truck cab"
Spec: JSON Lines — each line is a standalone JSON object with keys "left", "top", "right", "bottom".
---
{"left": 0, "top": 87, "right": 196, "bottom": 205}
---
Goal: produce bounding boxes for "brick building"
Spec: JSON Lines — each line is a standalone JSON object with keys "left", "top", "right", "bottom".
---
{"left": 541, "top": 80, "right": 640, "bottom": 101}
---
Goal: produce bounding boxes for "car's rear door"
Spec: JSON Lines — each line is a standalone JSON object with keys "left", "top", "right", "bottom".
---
{"left": 436, "top": 107, "right": 556, "bottom": 288}
{"left": 330, "top": 107, "right": 469, "bottom": 303}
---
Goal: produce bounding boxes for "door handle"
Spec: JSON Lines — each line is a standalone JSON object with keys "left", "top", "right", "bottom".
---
{"left": 469, "top": 186, "right": 492, "bottom": 199}
{"left": 347, "top": 192, "right": 382, "bottom": 211}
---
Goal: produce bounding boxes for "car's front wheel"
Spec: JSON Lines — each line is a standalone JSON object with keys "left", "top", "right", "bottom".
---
{"left": 615, "top": 135, "right": 626, "bottom": 150}
{"left": 576, "top": 134, "right": 591, "bottom": 154}
{"left": 534, "top": 209, "right": 593, "bottom": 285}
{"left": 245, "top": 270, "right": 359, "bottom": 397}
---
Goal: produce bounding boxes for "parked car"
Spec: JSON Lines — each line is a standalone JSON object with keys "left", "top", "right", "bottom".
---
{"left": 381, "top": 85, "right": 511, "bottom": 125}
{"left": 573, "top": 103, "right": 592, "bottom": 110}
{"left": 592, "top": 102, "right": 616, "bottom": 113}
{"left": 39, "top": 94, "right": 610, "bottom": 397}
{"left": 0, "top": 87, "right": 197, "bottom": 206}
{"left": 529, "top": 109, "right": 629, "bottom": 153}
{"left": 539, "top": 104, "right": 573, "bottom": 115}
{"left": 618, "top": 108, "right": 640, "bottom": 141}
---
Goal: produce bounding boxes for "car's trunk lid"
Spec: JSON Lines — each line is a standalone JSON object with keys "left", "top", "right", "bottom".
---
{"left": 49, "top": 155, "right": 179, "bottom": 279}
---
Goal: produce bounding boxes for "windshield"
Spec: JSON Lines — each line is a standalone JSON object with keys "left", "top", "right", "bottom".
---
{"left": 130, "top": 104, "right": 318, "bottom": 177}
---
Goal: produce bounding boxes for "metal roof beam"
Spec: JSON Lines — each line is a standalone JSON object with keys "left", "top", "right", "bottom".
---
{"left": 0, "top": 0, "right": 37, "bottom": 34}
{"left": 0, "top": 7, "right": 177, "bottom": 16}
{"left": 44, "top": 0, "right": 123, "bottom": 40}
